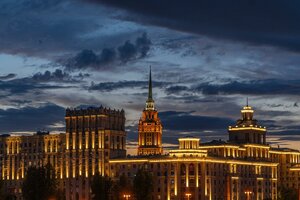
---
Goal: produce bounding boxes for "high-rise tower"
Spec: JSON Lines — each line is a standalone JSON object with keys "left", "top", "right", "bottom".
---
{"left": 138, "top": 67, "right": 163, "bottom": 155}
{"left": 228, "top": 102, "right": 266, "bottom": 144}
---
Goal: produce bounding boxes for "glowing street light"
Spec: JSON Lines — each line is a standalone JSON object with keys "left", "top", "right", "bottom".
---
{"left": 185, "top": 192, "right": 192, "bottom": 200}
{"left": 123, "top": 194, "right": 131, "bottom": 200}
{"left": 244, "top": 190, "right": 253, "bottom": 200}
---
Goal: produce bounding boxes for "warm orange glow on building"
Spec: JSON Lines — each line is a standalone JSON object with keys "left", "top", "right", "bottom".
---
{"left": 1, "top": 75, "right": 300, "bottom": 200}
{"left": 228, "top": 104, "right": 267, "bottom": 145}
{"left": 138, "top": 67, "right": 163, "bottom": 155}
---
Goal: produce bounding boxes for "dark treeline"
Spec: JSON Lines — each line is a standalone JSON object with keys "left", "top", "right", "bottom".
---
{"left": 91, "top": 168, "right": 153, "bottom": 200}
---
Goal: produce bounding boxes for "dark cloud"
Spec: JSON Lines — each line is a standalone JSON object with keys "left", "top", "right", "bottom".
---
{"left": 32, "top": 69, "right": 71, "bottom": 82}
{"left": 269, "top": 130, "right": 300, "bottom": 137}
{"left": 70, "top": 50, "right": 98, "bottom": 69}
{"left": 165, "top": 85, "right": 189, "bottom": 95}
{"left": 118, "top": 41, "right": 137, "bottom": 62}
{"left": 0, "top": 79, "right": 64, "bottom": 94}
{"left": 0, "top": 0, "right": 142, "bottom": 58}
{"left": 99, "top": 48, "right": 116, "bottom": 64}
{"left": 0, "top": 69, "right": 81, "bottom": 94}
{"left": 89, "top": 80, "right": 167, "bottom": 92}
{"left": 266, "top": 104, "right": 284, "bottom": 108}
{"left": 20, "top": 0, "right": 62, "bottom": 10}
{"left": 69, "top": 48, "right": 116, "bottom": 68}
{"left": 294, "top": 102, "right": 298, "bottom": 107}
{"left": 97, "top": 0, "right": 300, "bottom": 52}
{"left": 0, "top": 73, "right": 16, "bottom": 80}
{"left": 127, "top": 109, "right": 295, "bottom": 146}
{"left": 0, "top": 104, "right": 65, "bottom": 134}
{"left": 135, "top": 32, "right": 151, "bottom": 57}
{"left": 259, "top": 110, "right": 293, "bottom": 117}
{"left": 29, "top": 69, "right": 89, "bottom": 83}
{"left": 64, "top": 33, "right": 151, "bottom": 70}
{"left": 159, "top": 111, "right": 234, "bottom": 131}
{"left": 194, "top": 79, "right": 300, "bottom": 95}
{"left": 126, "top": 126, "right": 228, "bottom": 146}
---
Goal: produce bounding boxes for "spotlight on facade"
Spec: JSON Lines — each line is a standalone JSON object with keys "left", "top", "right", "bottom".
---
{"left": 185, "top": 192, "right": 192, "bottom": 200}
{"left": 244, "top": 190, "right": 253, "bottom": 200}
{"left": 123, "top": 194, "right": 131, "bottom": 200}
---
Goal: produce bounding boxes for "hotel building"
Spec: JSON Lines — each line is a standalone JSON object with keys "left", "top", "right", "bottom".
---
{"left": 108, "top": 70, "right": 300, "bottom": 200}
{"left": 0, "top": 131, "right": 65, "bottom": 198}
{"left": 137, "top": 67, "right": 163, "bottom": 156}
{"left": 0, "top": 107, "right": 126, "bottom": 200}
{"left": 64, "top": 107, "right": 126, "bottom": 200}
{"left": 0, "top": 69, "right": 300, "bottom": 199}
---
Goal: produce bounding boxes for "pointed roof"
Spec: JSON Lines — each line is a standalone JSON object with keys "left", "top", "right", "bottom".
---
{"left": 145, "top": 66, "right": 155, "bottom": 111}
{"left": 148, "top": 66, "right": 153, "bottom": 101}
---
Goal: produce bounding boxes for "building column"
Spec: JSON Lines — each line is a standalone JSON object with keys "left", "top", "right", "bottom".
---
{"left": 79, "top": 132, "right": 82, "bottom": 149}
{"left": 167, "top": 163, "right": 171, "bottom": 200}
{"left": 177, "top": 163, "right": 181, "bottom": 200}
{"left": 85, "top": 131, "right": 89, "bottom": 149}
{"left": 174, "top": 163, "right": 178, "bottom": 198}
{"left": 72, "top": 132, "right": 76, "bottom": 150}
{"left": 201, "top": 162, "right": 207, "bottom": 200}
{"left": 195, "top": 163, "right": 199, "bottom": 200}
{"left": 186, "top": 163, "right": 189, "bottom": 188}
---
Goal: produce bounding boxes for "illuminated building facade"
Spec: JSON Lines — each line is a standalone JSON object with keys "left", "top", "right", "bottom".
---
{"left": 0, "top": 71, "right": 300, "bottom": 200}
{"left": 0, "top": 106, "right": 126, "bottom": 200}
{"left": 64, "top": 107, "right": 126, "bottom": 200}
{"left": 0, "top": 131, "right": 64, "bottom": 199}
{"left": 110, "top": 138, "right": 279, "bottom": 200}
{"left": 228, "top": 104, "right": 266, "bottom": 144}
{"left": 109, "top": 104, "right": 300, "bottom": 200}
{"left": 137, "top": 68, "right": 163, "bottom": 155}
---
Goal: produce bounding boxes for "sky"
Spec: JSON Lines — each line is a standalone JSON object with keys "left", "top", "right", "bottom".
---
{"left": 0, "top": 0, "right": 300, "bottom": 151}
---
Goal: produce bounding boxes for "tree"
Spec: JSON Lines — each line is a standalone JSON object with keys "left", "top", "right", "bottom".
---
{"left": 133, "top": 169, "right": 153, "bottom": 200}
{"left": 277, "top": 186, "right": 298, "bottom": 200}
{"left": 112, "top": 174, "right": 132, "bottom": 200}
{"left": 91, "top": 172, "right": 113, "bottom": 200}
{"left": 0, "top": 179, "right": 17, "bottom": 200}
{"left": 0, "top": 179, "right": 6, "bottom": 199}
{"left": 22, "top": 164, "right": 57, "bottom": 200}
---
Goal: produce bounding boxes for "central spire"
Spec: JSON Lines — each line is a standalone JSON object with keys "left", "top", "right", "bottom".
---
{"left": 138, "top": 66, "right": 163, "bottom": 155}
{"left": 145, "top": 66, "right": 155, "bottom": 110}
{"left": 148, "top": 66, "right": 153, "bottom": 101}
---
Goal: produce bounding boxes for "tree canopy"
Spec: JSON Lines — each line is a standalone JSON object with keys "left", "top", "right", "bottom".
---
{"left": 133, "top": 169, "right": 153, "bottom": 200}
{"left": 22, "top": 164, "right": 57, "bottom": 200}
{"left": 90, "top": 172, "right": 113, "bottom": 200}
{"left": 277, "top": 187, "right": 298, "bottom": 200}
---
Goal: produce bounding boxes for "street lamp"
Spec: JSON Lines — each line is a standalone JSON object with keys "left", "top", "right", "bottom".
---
{"left": 185, "top": 192, "right": 192, "bottom": 200}
{"left": 244, "top": 190, "right": 253, "bottom": 200}
{"left": 123, "top": 194, "right": 131, "bottom": 200}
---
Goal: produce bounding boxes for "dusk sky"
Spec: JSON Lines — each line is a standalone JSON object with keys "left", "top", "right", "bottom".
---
{"left": 1, "top": 0, "right": 300, "bottom": 151}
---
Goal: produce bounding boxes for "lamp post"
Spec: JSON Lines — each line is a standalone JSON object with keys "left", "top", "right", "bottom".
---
{"left": 123, "top": 194, "right": 131, "bottom": 200}
{"left": 185, "top": 192, "right": 192, "bottom": 200}
{"left": 244, "top": 191, "right": 253, "bottom": 200}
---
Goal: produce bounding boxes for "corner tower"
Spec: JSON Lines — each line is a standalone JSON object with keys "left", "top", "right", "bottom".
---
{"left": 138, "top": 67, "right": 163, "bottom": 155}
{"left": 228, "top": 102, "right": 266, "bottom": 144}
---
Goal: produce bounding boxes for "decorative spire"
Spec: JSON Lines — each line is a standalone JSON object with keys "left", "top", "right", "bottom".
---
{"left": 148, "top": 66, "right": 153, "bottom": 101}
{"left": 145, "top": 66, "right": 155, "bottom": 110}
{"left": 241, "top": 98, "right": 254, "bottom": 120}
